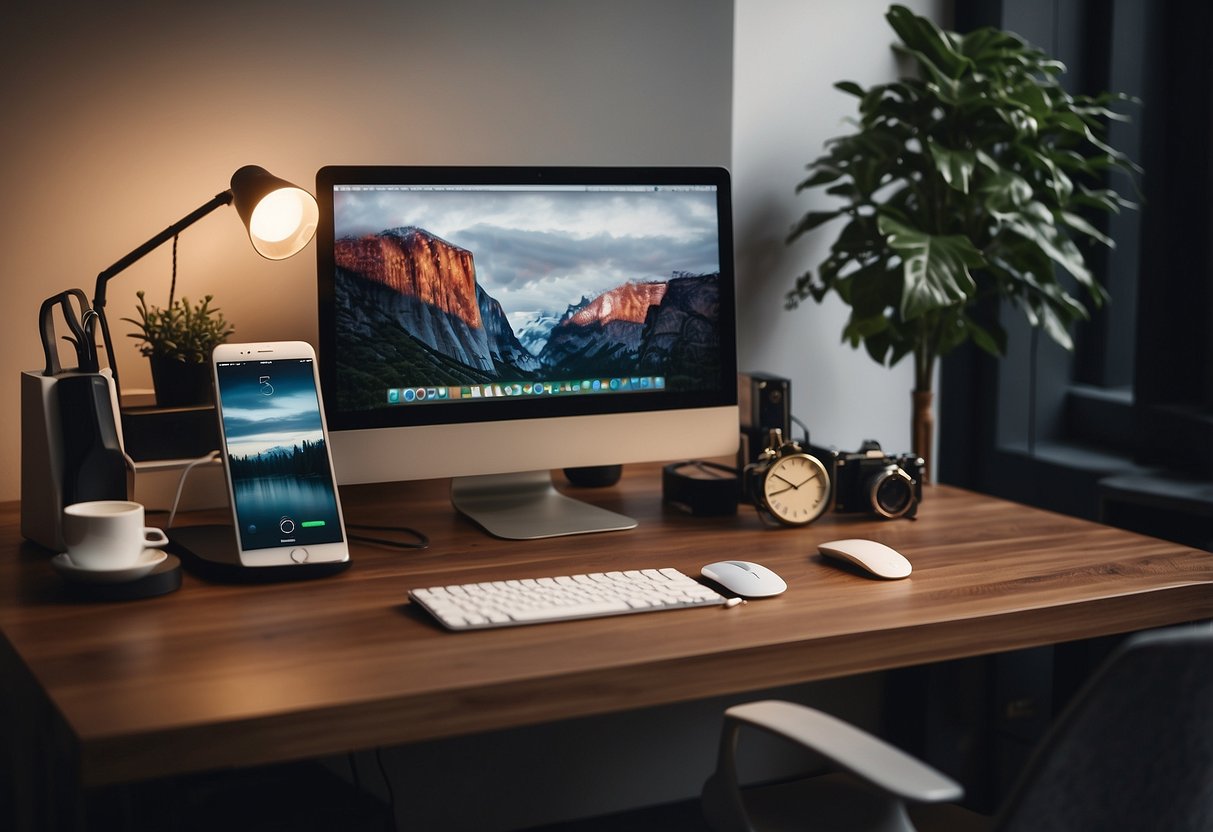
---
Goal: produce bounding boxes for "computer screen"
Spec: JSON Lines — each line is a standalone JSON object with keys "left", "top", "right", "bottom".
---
{"left": 316, "top": 166, "right": 738, "bottom": 538}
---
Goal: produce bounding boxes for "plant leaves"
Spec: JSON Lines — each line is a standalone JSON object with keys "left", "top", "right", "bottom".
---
{"left": 928, "top": 138, "right": 977, "bottom": 193}
{"left": 787, "top": 210, "right": 843, "bottom": 242}
{"left": 960, "top": 311, "right": 1007, "bottom": 356}
{"left": 886, "top": 4, "right": 972, "bottom": 80}
{"left": 979, "top": 168, "right": 1034, "bottom": 216}
{"left": 892, "top": 44, "right": 961, "bottom": 102}
{"left": 1036, "top": 301, "right": 1074, "bottom": 350}
{"left": 121, "top": 293, "right": 234, "bottom": 362}
{"left": 784, "top": 3, "right": 1137, "bottom": 375}
{"left": 844, "top": 311, "right": 890, "bottom": 344}
{"left": 796, "top": 166, "right": 844, "bottom": 191}
{"left": 860, "top": 326, "right": 914, "bottom": 367}
{"left": 997, "top": 203, "right": 1094, "bottom": 288}
{"left": 877, "top": 215, "right": 984, "bottom": 320}
{"left": 1059, "top": 211, "right": 1114, "bottom": 247}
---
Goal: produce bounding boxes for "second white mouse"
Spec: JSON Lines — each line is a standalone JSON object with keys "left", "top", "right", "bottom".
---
{"left": 818, "top": 539, "right": 912, "bottom": 580}
{"left": 700, "top": 560, "right": 788, "bottom": 598}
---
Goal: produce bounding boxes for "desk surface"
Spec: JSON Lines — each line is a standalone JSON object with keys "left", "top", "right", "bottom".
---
{"left": 2, "top": 466, "right": 1211, "bottom": 792}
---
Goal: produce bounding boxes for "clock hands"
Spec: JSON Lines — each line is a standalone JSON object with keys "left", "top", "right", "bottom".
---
{"left": 769, "top": 468, "right": 825, "bottom": 495}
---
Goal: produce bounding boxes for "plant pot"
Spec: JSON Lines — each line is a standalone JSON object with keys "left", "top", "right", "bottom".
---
{"left": 149, "top": 355, "right": 214, "bottom": 408}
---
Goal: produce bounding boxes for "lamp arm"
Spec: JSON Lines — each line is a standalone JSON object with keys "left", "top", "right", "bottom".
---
{"left": 92, "top": 189, "right": 234, "bottom": 312}
{"left": 91, "top": 188, "right": 234, "bottom": 393}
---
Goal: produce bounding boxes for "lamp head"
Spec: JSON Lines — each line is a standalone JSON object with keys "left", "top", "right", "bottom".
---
{"left": 230, "top": 165, "right": 319, "bottom": 260}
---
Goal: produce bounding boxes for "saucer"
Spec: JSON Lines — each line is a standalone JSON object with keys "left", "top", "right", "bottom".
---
{"left": 52, "top": 549, "right": 168, "bottom": 584}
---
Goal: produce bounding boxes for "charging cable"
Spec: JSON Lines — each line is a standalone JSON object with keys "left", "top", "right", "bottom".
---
{"left": 167, "top": 450, "right": 222, "bottom": 528}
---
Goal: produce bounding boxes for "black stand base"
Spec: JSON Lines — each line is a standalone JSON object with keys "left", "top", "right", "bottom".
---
{"left": 61, "top": 555, "right": 183, "bottom": 602}
{"left": 168, "top": 525, "right": 350, "bottom": 583}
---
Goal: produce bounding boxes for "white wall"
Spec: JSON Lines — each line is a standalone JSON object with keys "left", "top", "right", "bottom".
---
{"left": 1, "top": 0, "right": 949, "bottom": 503}
{"left": 0, "top": 0, "right": 732, "bottom": 501}
{"left": 733, "top": 0, "right": 945, "bottom": 456}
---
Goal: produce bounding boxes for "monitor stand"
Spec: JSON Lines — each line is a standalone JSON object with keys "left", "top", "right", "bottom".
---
{"left": 450, "top": 470, "right": 637, "bottom": 540}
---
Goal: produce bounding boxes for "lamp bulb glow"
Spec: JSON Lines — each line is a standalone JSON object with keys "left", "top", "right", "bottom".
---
{"left": 250, "top": 187, "right": 308, "bottom": 243}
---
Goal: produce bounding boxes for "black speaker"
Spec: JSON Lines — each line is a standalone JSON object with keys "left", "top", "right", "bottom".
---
{"left": 738, "top": 372, "right": 791, "bottom": 465}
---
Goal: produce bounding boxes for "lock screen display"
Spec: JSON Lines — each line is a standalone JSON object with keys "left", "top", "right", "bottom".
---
{"left": 215, "top": 358, "right": 343, "bottom": 551}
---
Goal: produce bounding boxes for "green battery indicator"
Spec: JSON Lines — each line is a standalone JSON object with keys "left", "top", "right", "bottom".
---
{"left": 301, "top": 520, "right": 326, "bottom": 528}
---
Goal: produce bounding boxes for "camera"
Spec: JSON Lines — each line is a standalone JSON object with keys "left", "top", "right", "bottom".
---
{"left": 810, "top": 439, "right": 923, "bottom": 520}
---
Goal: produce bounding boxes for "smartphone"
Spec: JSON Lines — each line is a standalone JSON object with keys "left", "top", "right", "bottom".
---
{"left": 212, "top": 341, "right": 349, "bottom": 567}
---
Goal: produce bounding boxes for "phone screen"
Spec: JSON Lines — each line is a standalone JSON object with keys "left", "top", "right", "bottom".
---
{"left": 214, "top": 357, "right": 344, "bottom": 552}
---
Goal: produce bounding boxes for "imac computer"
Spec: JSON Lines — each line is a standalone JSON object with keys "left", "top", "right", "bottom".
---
{"left": 315, "top": 166, "right": 738, "bottom": 539}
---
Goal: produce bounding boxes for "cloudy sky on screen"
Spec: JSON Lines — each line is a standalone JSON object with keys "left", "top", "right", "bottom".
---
{"left": 334, "top": 188, "right": 720, "bottom": 329}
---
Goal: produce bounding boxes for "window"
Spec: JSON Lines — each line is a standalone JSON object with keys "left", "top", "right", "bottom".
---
{"left": 940, "top": 0, "right": 1213, "bottom": 550}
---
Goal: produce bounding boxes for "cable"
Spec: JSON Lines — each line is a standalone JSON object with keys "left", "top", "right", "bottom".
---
{"left": 790, "top": 414, "right": 811, "bottom": 445}
{"left": 347, "top": 523, "right": 430, "bottom": 550}
{"left": 167, "top": 450, "right": 221, "bottom": 528}
{"left": 671, "top": 459, "right": 738, "bottom": 477}
{"left": 374, "top": 746, "right": 397, "bottom": 825}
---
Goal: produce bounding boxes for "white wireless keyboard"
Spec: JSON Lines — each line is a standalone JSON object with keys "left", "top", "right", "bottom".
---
{"left": 409, "top": 567, "right": 729, "bottom": 630}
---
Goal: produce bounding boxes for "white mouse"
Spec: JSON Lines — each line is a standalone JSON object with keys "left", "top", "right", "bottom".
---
{"left": 701, "top": 560, "right": 788, "bottom": 598}
{"left": 818, "top": 538, "right": 912, "bottom": 580}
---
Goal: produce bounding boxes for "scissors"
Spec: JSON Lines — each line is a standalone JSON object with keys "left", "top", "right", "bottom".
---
{"left": 39, "top": 288, "right": 100, "bottom": 375}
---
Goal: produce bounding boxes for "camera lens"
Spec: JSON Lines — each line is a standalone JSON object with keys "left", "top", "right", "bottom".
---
{"left": 866, "top": 467, "right": 915, "bottom": 519}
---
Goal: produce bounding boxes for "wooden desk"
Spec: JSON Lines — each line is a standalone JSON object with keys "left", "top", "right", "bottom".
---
{"left": 2, "top": 465, "right": 1211, "bottom": 828}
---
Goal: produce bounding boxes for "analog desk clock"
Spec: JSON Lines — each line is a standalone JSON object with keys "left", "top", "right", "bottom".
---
{"left": 746, "top": 428, "right": 831, "bottom": 526}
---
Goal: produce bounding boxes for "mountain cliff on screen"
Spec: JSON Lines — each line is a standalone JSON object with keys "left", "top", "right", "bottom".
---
{"left": 333, "top": 226, "right": 720, "bottom": 410}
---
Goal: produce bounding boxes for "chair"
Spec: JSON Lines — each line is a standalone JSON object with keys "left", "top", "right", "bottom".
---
{"left": 702, "top": 625, "right": 1213, "bottom": 832}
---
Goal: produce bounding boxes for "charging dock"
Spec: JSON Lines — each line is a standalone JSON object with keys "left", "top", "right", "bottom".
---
{"left": 169, "top": 525, "right": 350, "bottom": 583}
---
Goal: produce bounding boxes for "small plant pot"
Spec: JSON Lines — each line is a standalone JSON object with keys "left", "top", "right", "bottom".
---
{"left": 149, "top": 355, "right": 214, "bottom": 408}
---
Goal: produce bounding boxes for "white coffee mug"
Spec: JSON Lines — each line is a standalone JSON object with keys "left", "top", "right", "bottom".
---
{"left": 62, "top": 501, "right": 169, "bottom": 571}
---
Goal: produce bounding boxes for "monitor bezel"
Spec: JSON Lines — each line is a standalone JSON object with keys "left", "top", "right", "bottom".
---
{"left": 315, "top": 164, "right": 738, "bottom": 434}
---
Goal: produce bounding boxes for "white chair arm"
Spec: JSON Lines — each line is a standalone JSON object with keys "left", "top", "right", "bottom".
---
{"left": 725, "top": 700, "right": 963, "bottom": 803}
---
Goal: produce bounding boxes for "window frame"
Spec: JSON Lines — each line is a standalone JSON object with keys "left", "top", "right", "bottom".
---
{"left": 940, "top": 0, "right": 1213, "bottom": 546}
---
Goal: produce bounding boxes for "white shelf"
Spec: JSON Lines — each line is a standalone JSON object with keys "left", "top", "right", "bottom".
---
{"left": 132, "top": 455, "right": 227, "bottom": 512}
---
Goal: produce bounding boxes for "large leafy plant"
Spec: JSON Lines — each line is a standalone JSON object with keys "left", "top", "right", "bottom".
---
{"left": 786, "top": 4, "right": 1136, "bottom": 394}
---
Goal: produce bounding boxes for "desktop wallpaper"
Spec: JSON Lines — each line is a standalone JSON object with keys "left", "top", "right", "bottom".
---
{"left": 215, "top": 359, "right": 343, "bottom": 550}
{"left": 330, "top": 187, "right": 725, "bottom": 411}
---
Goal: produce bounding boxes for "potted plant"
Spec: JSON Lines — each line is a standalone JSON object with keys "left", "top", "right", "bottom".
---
{"left": 123, "top": 290, "right": 234, "bottom": 407}
{"left": 785, "top": 4, "right": 1137, "bottom": 480}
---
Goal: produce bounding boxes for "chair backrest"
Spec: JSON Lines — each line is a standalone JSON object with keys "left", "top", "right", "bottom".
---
{"left": 995, "top": 625, "right": 1213, "bottom": 832}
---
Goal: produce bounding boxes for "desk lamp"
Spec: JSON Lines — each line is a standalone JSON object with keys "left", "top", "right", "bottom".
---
{"left": 90, "top": 165, "right": 319, "bottom": 391}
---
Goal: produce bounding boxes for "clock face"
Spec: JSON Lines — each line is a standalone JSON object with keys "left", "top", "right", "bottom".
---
{"left": 762, "top": 453, "right": 830, "bottom": 525}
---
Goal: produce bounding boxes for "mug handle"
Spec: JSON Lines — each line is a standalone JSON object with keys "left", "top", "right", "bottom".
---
{"left": 143, "top": 527, "right": 170, "bottom": 548}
